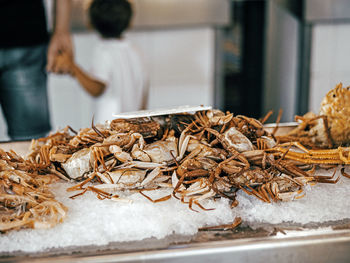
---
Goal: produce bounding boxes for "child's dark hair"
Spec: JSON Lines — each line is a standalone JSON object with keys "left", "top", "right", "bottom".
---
{"left": 89, "top": 0, "right": 132, "bottom": 38}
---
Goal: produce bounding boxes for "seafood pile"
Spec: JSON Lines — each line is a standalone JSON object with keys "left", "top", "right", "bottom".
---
{"left": 3, "top": 105, "right": 350, "bottom": 235}
{"left": 25, "top": 109, "right": 325, "bottom": 216}
{"left": 277, "top": 83, "right": 350, "bottom": 148}
{"left": 0, "top": 149, "right": 67, "bottom": 232}
{"left": 269, "top": 83, "right": 350, "bottom": 167}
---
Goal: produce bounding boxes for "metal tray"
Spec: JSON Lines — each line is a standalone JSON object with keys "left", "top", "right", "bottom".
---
{"left": 2, "top": 225, "right": 350, "bottom": 263}
{"left": 263, "top": 122, "right": 299, "bottom": 136}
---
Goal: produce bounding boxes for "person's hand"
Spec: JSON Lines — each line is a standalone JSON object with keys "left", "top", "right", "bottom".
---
{"left": 47, "top": 32, "right": 73, "bottom": 74}
{"left": 52, "top": 52, "right": 75, "bottom": 75}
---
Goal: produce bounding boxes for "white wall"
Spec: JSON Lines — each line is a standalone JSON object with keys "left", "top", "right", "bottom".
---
{"left": 309, "top": 23, "right": 350, "bottom": 113}
{"left": 127, "top": 28, "right": 215, "bottom": 110}
{"left": 0, "top": 27, "right": 215, "bottom": 140}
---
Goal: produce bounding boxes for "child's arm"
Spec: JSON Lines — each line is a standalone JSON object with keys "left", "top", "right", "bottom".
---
{"left": 57, "top": 53, "right": 106, "bottom": 97}
{"left": 71, "top": 63, "right": 106, "bottom": 97}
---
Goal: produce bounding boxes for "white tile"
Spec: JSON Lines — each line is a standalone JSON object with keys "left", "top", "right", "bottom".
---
{"left": 151, "top": 28, "right": 214, "bottom": 87}
{"left": 329, "top": 71, "right": 350, "bottom": 87}
{"left": 333, "top": 24, "right": 350, "bottom": 72}
{"left": 90, "top": 28, "right": 214, "bottom": 111}
{"left": 308, "top": 72, "right": 331, "bottom": 113}
{"left": 309, "top": 23, "right": 350, "bottom": 114}
{"left": 132, "top": 28, "right": 215, "bottom": 109}
{"left": 311, "top": 24, "right": 335, "bottom": 73}
{"left": 48, "top": 75, "right": 93, "bottom": 131}
{"left": 148, "top": 84, "right": 212, "bottom": 109}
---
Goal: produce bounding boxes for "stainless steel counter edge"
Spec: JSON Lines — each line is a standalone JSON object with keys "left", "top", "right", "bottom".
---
{"left": 5, "top": 228, "right": 350, "bottom": 263}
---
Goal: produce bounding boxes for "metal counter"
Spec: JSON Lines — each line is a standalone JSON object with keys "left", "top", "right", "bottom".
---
{"left": 2, "top": 225, "right": 350, "bottom": 263}
{"left": 1, "top": 139, "right": 350, "bottom": 262}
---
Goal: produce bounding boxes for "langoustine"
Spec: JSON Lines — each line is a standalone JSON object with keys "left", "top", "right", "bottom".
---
{"left": 0, "top": 149, "right": 67, "bottom": 232}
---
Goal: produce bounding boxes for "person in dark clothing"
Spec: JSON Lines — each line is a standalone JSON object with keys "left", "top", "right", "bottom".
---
{"left": 0, "top": 0, "right": 72, "bottom": 140}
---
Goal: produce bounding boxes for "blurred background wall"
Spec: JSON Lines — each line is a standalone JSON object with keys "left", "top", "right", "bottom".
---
{"left": 1, "top": 0, "right": 350, "bottom": 140}
{"left": 47, "top": 27, "right": 216, "bottom": 131}
{"left": 0, "top": 0, "right": 229, "bottom": 140}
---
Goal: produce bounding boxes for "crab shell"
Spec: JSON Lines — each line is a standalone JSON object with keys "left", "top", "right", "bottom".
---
{"left": 319, "top": 83, "right": 350, "bottom": 145}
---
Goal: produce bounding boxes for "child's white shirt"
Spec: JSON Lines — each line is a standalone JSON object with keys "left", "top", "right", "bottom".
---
{"left": 90, "top": 38, "right": 148, "bottom": 123}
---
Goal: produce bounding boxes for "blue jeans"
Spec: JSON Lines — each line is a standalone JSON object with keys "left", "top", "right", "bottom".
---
{"left": 0, "top": 44, "right": 51, "bottom": 140}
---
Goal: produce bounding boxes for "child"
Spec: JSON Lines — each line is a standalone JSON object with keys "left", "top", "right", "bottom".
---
{"left": 58, "top": 0, "right": 148, "bottom": 123}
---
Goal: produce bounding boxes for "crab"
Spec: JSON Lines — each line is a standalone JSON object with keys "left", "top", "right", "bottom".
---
{"left": 110, "top": 118, "right": 161, "bottom": 138}
{"left": 268, "top": 141, "right": 350, "bottom": 165}
{"left": 319, "top": 83, "right": 350, "bottom": 146}
{"left": 67, "top": 166, "right": 170, "bottom": 201}
{"left": 277, "top": 83, "right": 350, "bottom": 148}
{"left": 180, "top": 137, "right": 228, "bottom": 162}
{"left": 131, "top": 130, "right": 178, "bottom": 163}
{"left": 242, "top": 174, "right": 314, "bottom": 202}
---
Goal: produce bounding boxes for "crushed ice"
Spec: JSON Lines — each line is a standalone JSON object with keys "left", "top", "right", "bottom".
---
{"left": 1, "top": 168, "right": 350, "bottom": 253}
